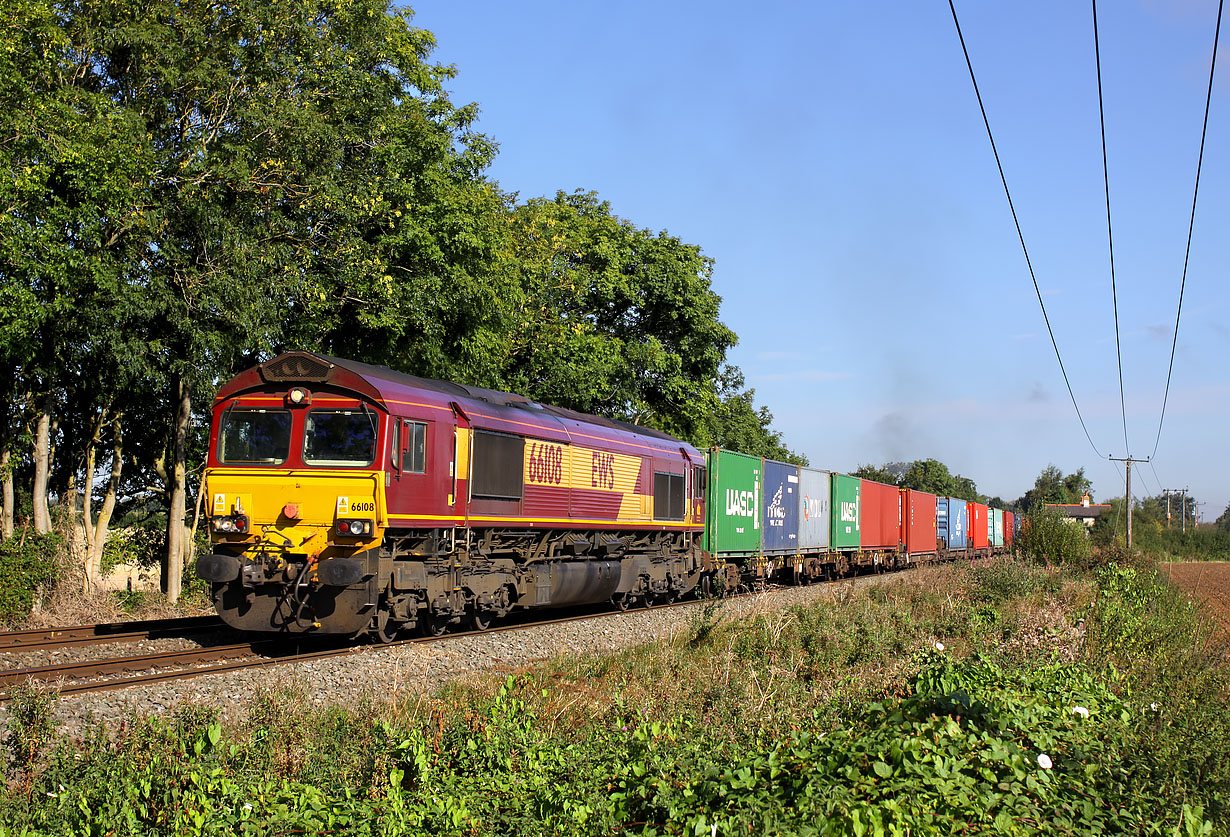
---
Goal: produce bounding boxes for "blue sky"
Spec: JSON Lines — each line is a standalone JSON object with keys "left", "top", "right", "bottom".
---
{"left": 409, "top": 0, "right": 1228, "bottom": 520}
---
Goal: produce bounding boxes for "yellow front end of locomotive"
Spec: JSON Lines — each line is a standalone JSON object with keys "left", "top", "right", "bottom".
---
{"left": 206, "top": 468, "right": 386, "bottom": 561}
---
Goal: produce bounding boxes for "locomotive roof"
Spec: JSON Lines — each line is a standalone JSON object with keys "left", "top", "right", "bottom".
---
{"left": 217, "top": 351, "right": 698, "bottom": 456}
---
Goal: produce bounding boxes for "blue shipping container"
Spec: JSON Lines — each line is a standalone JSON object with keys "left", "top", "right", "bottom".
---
{"left": 938, "top": 497, "right": 968, "bottom": 550}
{"left": 762, "top": 460, "right": 800, "bottom": 553}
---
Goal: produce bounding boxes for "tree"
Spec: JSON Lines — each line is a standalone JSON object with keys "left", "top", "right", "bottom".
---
{"left": 701, "top": 366, "right": 807, "bottom": 465}
{"left": 3, "top": 0, "right": 507, "bottom": 600}
{"left": 499, "top": 191, "right": 802, "bottom": 462}
{"left": 899, "top": 459, "right": 956, "bottom": 496}
{"left": 1016, "top": 464, "right": 1094, "bottom": 512}
{"left": 502, "top": 191, "right": 734, "bottom": 442}
{"left": 853, "top": 464, "right": 899, "bottom": 485}
{"left": 1217, "top": 503, "right": 1230, "bottom": 533}
{"left": 850, "top": 459, "right": 980, "bottom": 500}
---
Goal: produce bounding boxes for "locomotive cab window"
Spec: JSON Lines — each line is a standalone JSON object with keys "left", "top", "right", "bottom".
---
{"left": 303, "top": 409, "right": 377, "bottom": 467}
{"left": 692, "top": 466, "right": 706, "bottom": 498}
{"left": 391, "top": 420, "right": 427, "bottom": 474}
{"left": 218, "top": 408, "right": 291, "bottom": 465}
{"left": 654, "top": 472, "right": 685, "bottom": 520}
{"left": 471, "top": 430, "right": 524, "bottom": 500}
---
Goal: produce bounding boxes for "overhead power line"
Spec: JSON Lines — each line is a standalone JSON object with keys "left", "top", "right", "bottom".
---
{"left": 1150, "top": 0, "right": 1225, "bottom": 461}
{"left": 946, "top": 0, "right": 1107, "bottom": 460}
{"left": 1091, "top": 0, "right": 1131, "bottom": 456}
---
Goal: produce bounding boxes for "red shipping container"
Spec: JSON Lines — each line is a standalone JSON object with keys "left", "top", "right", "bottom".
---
{"left": 967, "top": 502, "right": 989, "bottom": 549}
{"left": 1004, "top": 511, "right": 1015, "bottom": 545}
{"left": 860, "top": 479, "right": 901, "bottom": 550}
{"left": 901, "top": 489, "right": 938, "bottom": 556}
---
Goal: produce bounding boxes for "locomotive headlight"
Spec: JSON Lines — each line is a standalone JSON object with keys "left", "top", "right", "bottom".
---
{"left": 285, "top": 387, "right": 312, "bottom": 407}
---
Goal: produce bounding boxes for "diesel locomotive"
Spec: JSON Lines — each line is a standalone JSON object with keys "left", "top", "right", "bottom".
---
{"left": 196, "top": 352, "right": 709, "bottom": 640}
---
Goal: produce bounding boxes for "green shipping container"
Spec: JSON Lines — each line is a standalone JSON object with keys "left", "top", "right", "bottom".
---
{"left": 831, "top": 474, "right": 861, "bottom": 551}
{"left": 992, "top": 508, "right": 1004, "bottom": 547}
{"left": 705, "top": 448, "right": 762, "bottom": 556}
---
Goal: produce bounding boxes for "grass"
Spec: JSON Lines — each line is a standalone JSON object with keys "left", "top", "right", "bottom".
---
{"left": 1, "top": 556, "right": 1227, "bottom": 835}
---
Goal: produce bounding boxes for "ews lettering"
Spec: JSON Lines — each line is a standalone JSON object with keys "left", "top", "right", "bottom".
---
{"left": 591, "top": 452, "right": 616, "bottom": 490}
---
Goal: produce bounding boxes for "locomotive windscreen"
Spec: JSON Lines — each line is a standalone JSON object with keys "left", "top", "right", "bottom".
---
{"left": 218, "top": 409, "right": 291, "bottom": 465}
{"left": 303, "top": 409, "right": 378, "bottom": 467}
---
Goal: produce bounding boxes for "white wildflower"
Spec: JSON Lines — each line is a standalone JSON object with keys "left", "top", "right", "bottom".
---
{"left": 1036, "top": 753, "right": 1053, "bottom": 770}
{"left": 243, "top": 803, "right": 253, "bottom": 811}
{"left": 934, "top": 642, "right": 946, "bottom": 652}
{"left": 1150, "top": 702, "right": 1159, "bottom": 711}
{"left": 1072, "top": 706, "right": 1089, "bottom": 718}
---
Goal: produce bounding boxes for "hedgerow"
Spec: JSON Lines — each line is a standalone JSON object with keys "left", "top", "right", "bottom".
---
{"left": 1, "top": 560, "right": 1224, "bottom": 835}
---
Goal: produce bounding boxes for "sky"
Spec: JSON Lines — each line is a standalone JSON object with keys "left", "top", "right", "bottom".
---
{"left": 406, "top": 0, "right": 1229, "bottom": 520}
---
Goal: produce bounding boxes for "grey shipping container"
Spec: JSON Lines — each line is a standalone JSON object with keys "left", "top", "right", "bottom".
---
{"left": 797, "top": 467, "right": 832, "bottom": 552}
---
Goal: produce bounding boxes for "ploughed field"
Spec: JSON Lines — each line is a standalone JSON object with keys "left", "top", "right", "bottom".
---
{"left": 1163, "top": 561, "right": 1230, "bottom": 633}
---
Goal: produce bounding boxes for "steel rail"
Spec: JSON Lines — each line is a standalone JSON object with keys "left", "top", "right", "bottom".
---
{"left": 0, "top": 573, "right": 908, "bottom": 703}
{"left": 0, "top": 615, "right": 226, "bottom": 652}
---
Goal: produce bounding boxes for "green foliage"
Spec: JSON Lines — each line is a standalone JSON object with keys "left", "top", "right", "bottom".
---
{"left": 499, "top": 191, "right": 802, "bottom": 461}
{"left": 1017, "top": 506, "right": 1090, "bottom": 566}
{"left": 0, "top": 533, "right": 62, "bottom": 625}
{"left": 3, "top": 685, "right": 59, "bottom": 780}
{"left": 851, "top": 459, "right": 981, "bottom": 500}
{"left": 1091, "top": 499, "right": 1230, "bottom": 560}
{"left": 1017, "top": 464, "right": 1093, "bottom": 512}
{"left": 0, "top": 561, "right": 1226, "bottom": 834}
{"left": 852, "top": 462, "right": 901, "bottom": 485}
{"left": 1084, "top": 563, "right": 1230, "bottom": 820}
{"left": 1, "top": 2, "right": 806, "bottom": 580}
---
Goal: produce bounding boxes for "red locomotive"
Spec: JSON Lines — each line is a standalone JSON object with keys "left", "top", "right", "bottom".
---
{"left": 197, "top": 352, "right": 708, "bottom": 639}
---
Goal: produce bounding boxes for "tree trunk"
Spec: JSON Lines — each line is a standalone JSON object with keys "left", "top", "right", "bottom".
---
{"left": 162, "top": 377, "right": 190, "bottom": 603}
{"left": 86, "top": 417, "right": 123, "bottom": 591}
{"left": 1, "top": 448, "right": 13, "bottom": 538}
{"left": 32, "top": 406, "right": 51, "bottom": 534}
{"left": 187, "top": 466, "right": 206, "bottom": 565}
{"left": 79, "top": 438, "right": 97, "bottom": 593}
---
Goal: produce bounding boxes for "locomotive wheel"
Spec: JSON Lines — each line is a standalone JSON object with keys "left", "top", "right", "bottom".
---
{"left": 375, "top": 609, "right": 400, "bottom": 644}
{"left": 419, "top": 614, "right": 450, "bottom": 637}
{"left": 613, "top": 593, "right": 633, "bottom": 611}
{"left": 470, "top": 608, "right": 493, "bottom": 632}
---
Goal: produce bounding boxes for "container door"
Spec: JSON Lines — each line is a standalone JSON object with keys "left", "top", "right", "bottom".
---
{"left": 831, "top": 474, "right": 861, "bottom": 550}
{"left": 708, "top": 449, "right": 762, "bottom": 556}
{"left": 762, "top": 461, "right": 800, "bottom": 553}
{"left": 798, "top": 468, "right": 831, "bottom": 551}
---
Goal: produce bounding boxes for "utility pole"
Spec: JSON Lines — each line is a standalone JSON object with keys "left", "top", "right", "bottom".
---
{"left": 1110, "top": 456, "right": 1149, "bottom": 549}
{"left": 1163, "top": 488, "right": 1181, "bottom": 529}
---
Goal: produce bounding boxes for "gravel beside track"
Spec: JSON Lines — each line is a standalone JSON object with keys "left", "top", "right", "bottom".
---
{"left": 3, "top": 573, "right": 896, "bottom": 736}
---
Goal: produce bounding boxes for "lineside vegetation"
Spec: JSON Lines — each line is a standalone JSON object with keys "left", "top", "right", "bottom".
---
{"left": 3, "top": 550, "right": 1226, "bottom": 834}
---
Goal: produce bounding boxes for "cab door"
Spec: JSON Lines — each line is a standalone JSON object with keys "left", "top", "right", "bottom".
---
{"left": 388, "top": 417, "right": 444, "bottom": 522}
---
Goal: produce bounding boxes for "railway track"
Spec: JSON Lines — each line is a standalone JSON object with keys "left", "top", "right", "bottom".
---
{"left": 0, "top": 564, "right": 942, "bottom": 705}
{"left": 0, "top": 590, "right": 771, "bottom": 704}
{"left": 0, "top": 615, "right": 225, "bottom": 651}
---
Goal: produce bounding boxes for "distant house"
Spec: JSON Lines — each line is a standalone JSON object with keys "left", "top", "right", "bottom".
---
{"left": 1045, "top": 493, "right": 1110, "bottom": 528}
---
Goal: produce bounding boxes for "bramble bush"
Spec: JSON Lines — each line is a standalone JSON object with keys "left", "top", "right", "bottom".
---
{"left": 0, "top": 533, "right": 62, "bottom": 626}
{"left": 1017, "top": 507, "right": 1089, "bottom": 566}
